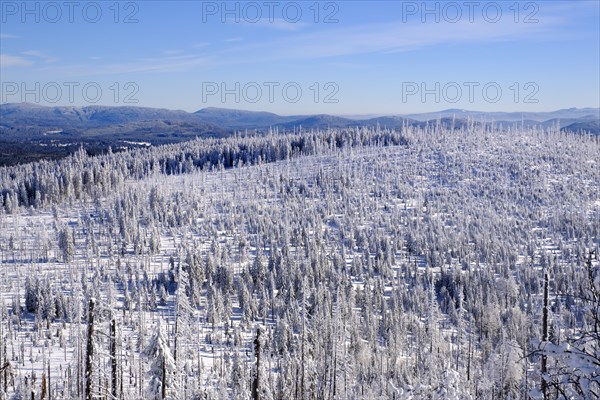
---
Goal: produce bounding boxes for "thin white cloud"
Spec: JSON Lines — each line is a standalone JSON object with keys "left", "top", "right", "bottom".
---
{"left": 196, "top": 2, "right": 578, "bottom": 65}
{"left": 21, "top": 50, "right": 58, "bottom": 64}
{"left": 261, "top": 16, "right": 566, "bottom": 60}
{"left": 105, "top": 54, "right": 212, "bottom": 74}
{"left": 58, "top": 14, "right": 558, "bottom": 75}
{"left": 240, "top": 18, "right": 309, "bottom": 31}
{"left": 0, "top": 33, "right": 19, "bottom": 40}
{"left": 163, "top": 49, "right": 185, "bottom": 55}
{"left": 39, "top": 53, "right": 213, "bottom": 76}
{"left": 324, "top": 61, "right": 370, "bottom": 70}
{"left": 15, "top": 2, "right": 583, "bottom": 76}
{"left": 0, "top": 54, "right": 33, "bottom": 67}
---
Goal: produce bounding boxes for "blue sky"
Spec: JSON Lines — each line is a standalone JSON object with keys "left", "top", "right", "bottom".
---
{"left": 1, "top": 0, "right": 599, "bottom": 115}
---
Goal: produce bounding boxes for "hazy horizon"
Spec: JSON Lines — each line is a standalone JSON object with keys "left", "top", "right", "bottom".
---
{"left": 2, "top": 101, "right": 599, "bottom": 118}
{"left": 1, "top": 1, "right": 599, "bottom": 114}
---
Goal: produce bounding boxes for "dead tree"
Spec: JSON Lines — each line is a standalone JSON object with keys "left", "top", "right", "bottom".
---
{"left": 252, "top": 328, "right": 261, "bottom": 400}
{"left": 111, "top": 317, "right": 118, "bottom": 400}
{"left": 85, "top": 299, "right": 95, "bottom": 400}
{"left": 541, "top": 270, "right": 548, "bottom": 400}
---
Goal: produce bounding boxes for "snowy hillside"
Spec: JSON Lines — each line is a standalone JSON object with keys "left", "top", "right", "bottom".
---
{"left": 0, "top": 124, "right": 598, "bottom": 399}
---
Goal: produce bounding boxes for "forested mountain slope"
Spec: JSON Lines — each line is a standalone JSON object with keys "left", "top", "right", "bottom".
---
{"left": 0, "top": 124, "right": 598, "bottom": 399}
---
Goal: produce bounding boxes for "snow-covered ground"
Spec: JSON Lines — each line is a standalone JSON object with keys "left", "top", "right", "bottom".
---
{"left": 0, "top": 126, "right": 598, "bottom": 399}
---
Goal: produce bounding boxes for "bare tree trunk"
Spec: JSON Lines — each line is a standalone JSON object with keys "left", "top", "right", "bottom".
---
{"left": 41, "top": 372, "right": 47, "bottom": 400}
{"left": 467, "top": 316, "right": 472, "bottom": 382}
{"left": 85, "top": 299, "right": 95, "bottom": 400}
{"left": 111, "top": 318, "right": 118, "bottom": 400}
{"left": 174, "top": 317, "right": 178, "bottom": 364}
{"left": 541, "top": 271, "right": 548, "bottom": 400}
{"left": 161, "top": 355, "right": 166, "bottom": 400}
{"left": 252, "top": 329, "right": 261, "bottom": 400}
{"left": 0, "top": 321, "right": 3, "bottom": 396}
{"left": 301, "top": 314, "right": 306, "bottom": 400}
{"left": 47, "top": 361, "right": 51, "bottom": 400}
{"left": 332, "top": 350, "right": 337, "bottom": 399}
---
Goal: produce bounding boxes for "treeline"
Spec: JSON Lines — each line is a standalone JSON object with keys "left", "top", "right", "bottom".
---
{"left": 0, "top": 128, "right": 408, "bottom": 213}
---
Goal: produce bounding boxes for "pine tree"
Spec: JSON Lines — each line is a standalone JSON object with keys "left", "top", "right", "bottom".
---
{"left": 58, "top": 226, "right": 75, "bottom": 263}
{"left": 144, "top": 321, "right": 175, "bottom": 400}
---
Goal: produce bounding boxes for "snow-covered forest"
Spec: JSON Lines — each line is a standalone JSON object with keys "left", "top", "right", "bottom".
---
{"left": 0, "top": 123, "right": 598, "bottom": 399}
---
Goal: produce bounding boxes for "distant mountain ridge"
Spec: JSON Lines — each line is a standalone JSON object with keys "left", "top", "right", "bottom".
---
{"left": 0, "top": 103, "right": 202, "bottom": 128}
{"left": 193, "top": 107, "right": 297, "bottom": 128}
{"left": 1, "top": 103, "right": 598, "bottom": 166}
{"left": 400, "top": 107, "right": 600, "bottom": 122}
{"left": 2, "top": 103, "right": 598, "bottom": 132}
